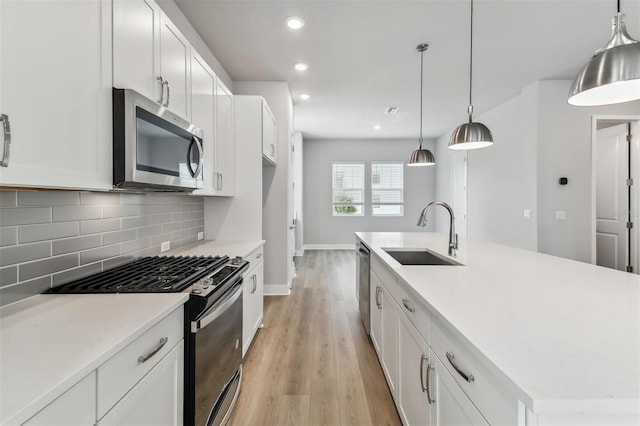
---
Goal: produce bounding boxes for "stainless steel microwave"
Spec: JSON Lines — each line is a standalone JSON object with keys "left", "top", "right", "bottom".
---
{"left": 113, "top": 88, "right": 204, "bottom": 191}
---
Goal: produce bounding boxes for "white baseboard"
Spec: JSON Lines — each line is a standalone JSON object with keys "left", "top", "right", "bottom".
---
{"left": 303, "top": 244, "right": 356, "bottom": 250}
{"left": 294, "top": 249, "right": 304, "bottom": 257}
{"left": 264, "top": 284, "right": 291, "bottom": 296}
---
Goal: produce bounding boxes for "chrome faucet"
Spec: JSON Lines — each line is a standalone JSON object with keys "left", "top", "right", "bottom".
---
{"left": 417, "top": 201, "right": 458, "bottom": 256}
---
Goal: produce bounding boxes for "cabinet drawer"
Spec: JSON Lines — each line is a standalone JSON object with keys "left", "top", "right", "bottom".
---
{"left": 97, "top": 306, "right": 184, "bottom": 419}
{"left": 371, "top": 254, "right": 398, "bottom": 297}
{"left": 431, "top": 316, "right": 519, "bottom": 425}
{"left": 393, "top": 280, "right": 431, "bottom": 345}
{"left": 244, "top": 245, "right": 264, "bottom": 273}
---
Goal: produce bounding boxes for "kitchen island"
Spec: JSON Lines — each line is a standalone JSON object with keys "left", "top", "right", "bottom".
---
{"left": 357, "top": 231, "right": 640, "bottom": 425}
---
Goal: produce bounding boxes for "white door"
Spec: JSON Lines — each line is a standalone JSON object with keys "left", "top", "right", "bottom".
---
{"left": 631, "top": 122, "right": 640, "bottom": 274}
{"left": 288, "top": 136, "right": 296, "bottom": 287}
{"left": 381, "top": 288, "right": 398, "bottom": 397}
{"left": 451, "top": 151, "right": 468, "bottom": 238}
{"left": 370, "top": 274, "right": 383, "bottom": 356}
{"left": 596, "top": 124, "right": 630, "bottom": 271}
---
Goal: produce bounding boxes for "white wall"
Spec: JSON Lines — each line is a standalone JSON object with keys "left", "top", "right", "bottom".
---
{"left": 535, "top": 80, "right": 640, "bottom": 262}
{"left": 234, "top": 82, "right": 293, "bottom": 294}
{"left": 303, "top": 138, "right": 436, "bottom": 247}
{"left": 437, "top": 79, "right": 640, "bottom": 263}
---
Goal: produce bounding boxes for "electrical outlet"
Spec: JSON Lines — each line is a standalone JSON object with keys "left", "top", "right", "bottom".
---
{"left": 555, "top": 210, "right": 566, "bottom": 221}
{"left": 197, "top": 232, "right": 204, "bottom": 241}
{"left": 523, "top": 209, "right": 531, "bottom": 219}
{"left": 160, "top": 241, "right": 171, "bottom": 252}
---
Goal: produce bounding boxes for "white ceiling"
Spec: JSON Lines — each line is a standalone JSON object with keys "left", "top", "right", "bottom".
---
{"left": 174, "top": 0, "right": 640, "bottom": 140}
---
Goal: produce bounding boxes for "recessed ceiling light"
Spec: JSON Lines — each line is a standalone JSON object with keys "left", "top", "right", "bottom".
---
{"left": 374, "top": 125, "right": 381, "bottom": 130}
{"left": 299, "top": 93, "right": 311, "bottom": 100}
{"left": 286, "top": 16, "right": 305, "bottom": 30}
{"left": 385, "top": 107, "right": 399, "bottom": 114}
{"left": 294, "top": 62, "right": 309, "bottom": 71}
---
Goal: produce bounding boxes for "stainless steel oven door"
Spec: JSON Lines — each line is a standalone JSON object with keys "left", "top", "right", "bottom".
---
{"left": 191, "top": 279, "right": 243, "bottom": 426}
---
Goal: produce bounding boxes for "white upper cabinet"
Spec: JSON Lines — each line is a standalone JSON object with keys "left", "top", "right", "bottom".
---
{"left": 190, "top": 50, "right": 217, "bottom": 196}
{"left": 0, "top": 0, "right": 112, "bottom": 190}
{"left": 261, "top": 101, "right": 277, "bottom": 166}
{"left": 215, "top": 79, "right": 235, "bottom": 196}
{"left": 113, "top": 0, "right": 190, "bottom": 120}
{"left": 112, "top": 0, "right": 160, "bottom": 103}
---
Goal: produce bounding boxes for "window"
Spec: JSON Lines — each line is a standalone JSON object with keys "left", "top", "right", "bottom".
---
{"left": 332, "top": 162, "right": 364, "bottom": 216}
{"left": 371, "top": 162, "right": 404, "bottom": 216}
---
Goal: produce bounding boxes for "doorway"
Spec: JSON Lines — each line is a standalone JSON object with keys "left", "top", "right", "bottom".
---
{"left": 592, "top": 117, "right": 640, "bottom": 274}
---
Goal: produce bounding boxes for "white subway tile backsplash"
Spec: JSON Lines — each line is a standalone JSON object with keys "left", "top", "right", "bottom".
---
{"left": 19, "top": 222, "right": 79, "bottom": 244}
{"left": 0, "top": 189, "right": 204, "bottom": 307}
{"left": 18, "top": 191, "right": 79, "bottom": 206}
{"left": 1, "top": 207, "right": 51, "bottom": 226}
{"left": 0, "top": 242, "right": 51, "bottom": 267}
{"left": 52, "top": 205, "right": 102, "bottom": 222}
{"left": 80, "top": 218, "right": 121, "bottom": 235}
{"left": 19, "top": 254, "right": 79, "bottom": 282}
{"left": 0, "top": 227, "right": 17, "bottom": 247}
{"left": 52, "top": 235, "right": 102, "bottom": 256}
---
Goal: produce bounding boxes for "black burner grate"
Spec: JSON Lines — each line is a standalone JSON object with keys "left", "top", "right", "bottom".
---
{"left": 49, "top": 256, "right": 228, "bottom": 293}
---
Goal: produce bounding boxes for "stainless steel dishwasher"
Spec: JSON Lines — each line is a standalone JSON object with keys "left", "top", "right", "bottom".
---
{"left": 357, "top": 242, "right": 370, "bottom": 335}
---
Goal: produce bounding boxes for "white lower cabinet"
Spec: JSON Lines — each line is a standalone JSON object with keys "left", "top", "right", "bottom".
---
{"left": 22, "top": 373, "right": 96, "bottom": 426}
{"left": 370, "top": 271, "right": 398, "bottom": 398}
{"left": 398, "top": 312, "right": 433, "bottom": 426}
{"left": 98, "top": 342, "right": 184, "bottom": 426}
{"left": 370, "top": 274, "right": 383, "bottom": 355}
{"left": 242, "top": 245, "right": 264, "bottom": 357}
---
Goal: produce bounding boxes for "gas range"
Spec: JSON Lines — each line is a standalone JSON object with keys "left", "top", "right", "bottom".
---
{"left": 48, "top": 255, "right": 248, "bottom": 301}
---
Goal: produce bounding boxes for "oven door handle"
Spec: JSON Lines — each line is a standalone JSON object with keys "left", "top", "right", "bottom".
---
{"left": 191, "top": 281, "right": 242, "bottom": 333}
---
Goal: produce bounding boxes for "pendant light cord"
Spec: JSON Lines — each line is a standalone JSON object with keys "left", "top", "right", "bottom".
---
{"left": 468, "top": 0, "right": 474, "bottom": 123}
{"left": 419, "top": 48, "right": 424, "bottom": 148}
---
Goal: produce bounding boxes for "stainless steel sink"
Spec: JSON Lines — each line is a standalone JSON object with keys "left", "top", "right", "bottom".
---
{"left": 383, "top": 248, "right": 462, "bottom": 266}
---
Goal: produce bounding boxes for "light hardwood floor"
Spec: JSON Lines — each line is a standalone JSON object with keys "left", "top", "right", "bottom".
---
{"left": 228, "top": 250, "right": 401, "bottom": 426}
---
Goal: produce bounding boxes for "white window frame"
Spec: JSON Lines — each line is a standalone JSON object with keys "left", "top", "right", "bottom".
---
{"left": 332, "top": 162, "right": 365, "bottom": 216}
{"left": 371, "top": 161, "right": 404, "bottom": 217}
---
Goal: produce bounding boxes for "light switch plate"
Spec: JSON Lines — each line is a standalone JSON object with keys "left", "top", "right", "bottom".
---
{"left": 555, "top": 210, "right": 566, "bottom": 221}
{"left": 160, "top": 241, "right": 171, "bottom": 252}
{"left": 197, "top": 232, "right": 204, "bottom": 241}
{"left": 523, "top": 209, "right": 531, "bottom": 219}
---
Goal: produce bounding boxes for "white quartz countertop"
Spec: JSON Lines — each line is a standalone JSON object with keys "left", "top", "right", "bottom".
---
{"left": 0, "top": 293, "right": 188, "bottom": 425}
{"left": 165, "top": 239, "right": 264, "bottom": 259}
{"left": 356, "top": 232, "right": 640, "bottom": 416}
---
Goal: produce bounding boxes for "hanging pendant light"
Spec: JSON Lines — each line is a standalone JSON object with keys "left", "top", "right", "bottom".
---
{"left": 568, "top": 0, "right": 640, "bottom": 106}
{"left": 407, "top": 43, "right": 436, "bottom": 166}
{"left": 449, "top": 0, "right": 493, "bottom": 151}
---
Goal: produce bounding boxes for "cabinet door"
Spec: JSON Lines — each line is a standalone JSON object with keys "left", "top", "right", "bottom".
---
{"left": 261, "top": 101, "right": 277, "bottom": 165}
{"left": 381, "top": 287, "right": 398, "bottom": 397}
{"left": 23, "top": 372, "right": 96, "bottom": 426}
{"left": 191, "top": 51, "right": 217, "bottom": 196}
{"left": 215, "top": 80, "right": 235, "bottom": 196}
{"left": 160, "top": 14, "right": 190, "bottom": 120}
{"left": 0, "top": 0, "right": 111, "bottom": 190}
{"left": 99, "top": 342, "right": 184, "bottom": 426}
{"left": 242, "top": 261, "right": 264, "bottom": 357}
{"left": 112, "top": 0, "right": 161, "bottom": 102}
{"left": 370, "top": 273, "right": 383, "bottom": 356}
{"left": 398, "top": 313, "right": 433, "bottom": 426}
{"left": 433, "top": 356, "right": 488, "bottom": 426}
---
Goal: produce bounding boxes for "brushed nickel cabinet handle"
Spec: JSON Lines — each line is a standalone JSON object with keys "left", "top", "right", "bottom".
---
{"left": 446, "top": 351, "right": 475, "bottom": 383}
{"left": 138, "top": 337, "right": 168, "bottom": 364}
{"left": 219, "top": 173, "right": 223, "bottom": 190}
{"left": 0, "top": 114, "right": 11, "bottom": 167}
{"left": 156, "top": 76, "right": 165, "bottom": 104}
{"left": 256, "top": 253, "right": 262, "bottom": 259}
{"left": 402, "top": 298, "right": 415, "bottom": 313}
{"left": 426, "top": 363, "right": 435, "bottom": 404}
{"left": 163, "top": 80, "right": 170, "bottom": 107}
{"left": 251, "top": 275, "right": 257, "bottom": 293}
{"left": 420, "top": 354, "right": 428, "bottom": 392}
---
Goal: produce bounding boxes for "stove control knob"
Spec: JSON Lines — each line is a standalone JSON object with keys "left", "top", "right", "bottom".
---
{"left": 202, "top": 278, "right": 212, "bottom": 289}
{"left": 231, "top": 256, "right": 242, "bottom": 265}
{"left": 191, "top": 284, "right": 203, "bottom": 294}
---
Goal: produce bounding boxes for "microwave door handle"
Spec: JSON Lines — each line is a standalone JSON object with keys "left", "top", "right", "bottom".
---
{"left": 193, "top": 136, "right": 204, "bottom": 178}
{"left": 186, "top": 136, "right": 203, "bottom": 178}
